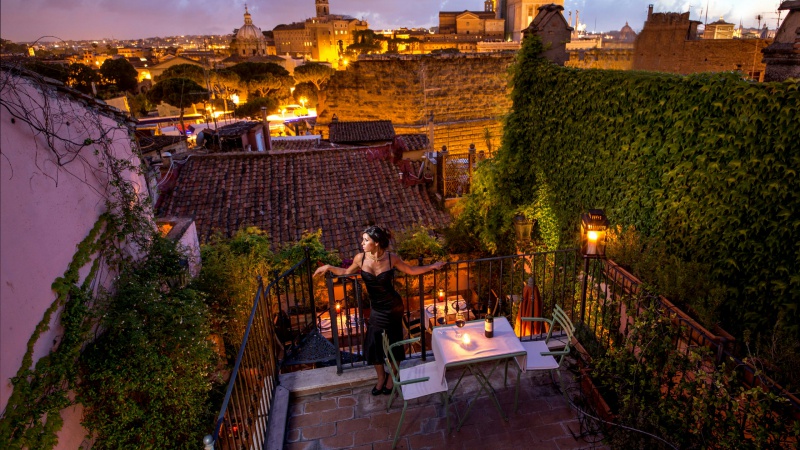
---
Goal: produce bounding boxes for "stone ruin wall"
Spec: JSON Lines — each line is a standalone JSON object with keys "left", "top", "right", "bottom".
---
{"left": 317, "top": 53, "right": 514, "bottom": 154}
{"left": 632, "top": 11, "right": 770, "bottom": 79}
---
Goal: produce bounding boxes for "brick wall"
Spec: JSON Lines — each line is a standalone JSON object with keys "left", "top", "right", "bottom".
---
{"left": 317, "top": 53, "right": 513, "bottom": 154}
{"left": 632, "top": 11, "right": 770, "bottom": 80}
{"left": 566, "top": 48, "right": 634, "bottom": 70}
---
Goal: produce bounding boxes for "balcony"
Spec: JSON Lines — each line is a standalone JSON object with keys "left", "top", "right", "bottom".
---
{"left": 206, "top": 248, "right": 798, "bottom": 449}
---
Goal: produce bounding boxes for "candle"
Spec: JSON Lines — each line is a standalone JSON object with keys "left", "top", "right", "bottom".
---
{"left": 462, "top": 333, "right": 471, "bottom": 345}
{"left": 587, "top": 230, "right": 598, "bottom": 255}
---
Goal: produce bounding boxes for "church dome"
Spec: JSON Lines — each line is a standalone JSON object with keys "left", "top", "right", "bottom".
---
{"left": 619, "top": 21, "right": 636, "bottom": 42}
{"left": 236, "top": 7, "right": 266, "bottom": 42}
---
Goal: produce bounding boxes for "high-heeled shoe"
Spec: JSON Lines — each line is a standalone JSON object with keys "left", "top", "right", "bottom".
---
{"left": 372, "top": 373, "right": 388, "bottom": 396}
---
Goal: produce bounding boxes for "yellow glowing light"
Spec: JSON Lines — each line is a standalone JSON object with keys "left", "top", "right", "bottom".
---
{"left": 230, "top": 93, "right": 240, "bottom": 105}
{"left": 299, "top": 97, "right": 307, "bottom": 107}
{"left": 587, "top": 230, "right": 599, "bottom": 242}
{"left": 462, "top": 334, "right": 471, "bottom": 345}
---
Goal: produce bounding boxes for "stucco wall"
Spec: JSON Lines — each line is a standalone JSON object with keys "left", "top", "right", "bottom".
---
{"left": 0, "top": 69, "right": 147, "bottom": 447}
{"left": 317, "top": 53, "right": 514, "bottom": 154}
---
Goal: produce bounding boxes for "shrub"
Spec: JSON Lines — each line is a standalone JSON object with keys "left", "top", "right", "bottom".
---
{"left": 79, "top": 235, "right": 215, "bottom": 449}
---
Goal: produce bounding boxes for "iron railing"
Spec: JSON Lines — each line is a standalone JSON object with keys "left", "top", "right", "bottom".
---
{"left": 324, "top": 249, "right": 583, "bottom": 373}
{"left": 209, "top": 253, "right": 314, "bottom": 450}
{"left": 208, "top": 247, "right": 798, "bottom": 448}
{"left": 580, "top": 257, "right": 800, "bottom": 411}
{"left": 437, "top": 145, "right": 493, "bottom": 200}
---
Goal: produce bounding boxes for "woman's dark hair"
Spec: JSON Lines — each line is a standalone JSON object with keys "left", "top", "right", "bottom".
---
{"left": 363, "top": 225, "right": 392, "bottom": 249}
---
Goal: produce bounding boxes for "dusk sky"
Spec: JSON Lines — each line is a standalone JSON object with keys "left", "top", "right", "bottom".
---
{"left": 0, "top": 0, "right": 780, "bottom": 43}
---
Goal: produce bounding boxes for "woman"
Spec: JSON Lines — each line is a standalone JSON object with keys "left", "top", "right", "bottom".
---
{"left": 314, "top": 226, "right": 446, "bottom": 395}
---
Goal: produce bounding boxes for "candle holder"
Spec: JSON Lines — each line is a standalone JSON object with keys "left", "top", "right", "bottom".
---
{"left": 459, "top": 332, "right": 474, "bottom": 349}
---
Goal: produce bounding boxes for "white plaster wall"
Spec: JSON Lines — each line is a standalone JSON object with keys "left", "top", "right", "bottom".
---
{"left": 0, "top": 70, "right": 147, "bottom": 448}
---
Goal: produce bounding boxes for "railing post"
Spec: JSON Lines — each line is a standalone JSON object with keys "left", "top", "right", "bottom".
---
{"left": 203, "top": 434, "right": 214, "bottom": 450}
{"left": 580, "top": 255, "right": 590, "bottom": 324}
{"left": 305, "top": 247, "right": 317, "bottom": 331}
{"left": 468, "top": 143, "right": 476, "bottom": 194}
{"left": 418, "top": 256, "right": 426, "bottom": 361}
{"left": 326, "top": 272, "right": 343, "bottom": 374}
{"left": 436, "top": 146, "right": 447, "bottom": 200}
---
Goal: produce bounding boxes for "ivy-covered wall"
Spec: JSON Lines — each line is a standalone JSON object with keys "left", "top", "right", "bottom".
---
{"left": 479, "top": 37, "right": 800, "bottom": 338}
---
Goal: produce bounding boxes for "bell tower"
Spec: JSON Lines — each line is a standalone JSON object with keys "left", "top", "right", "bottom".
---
{"left": 316, "top": 0, "right": 329, "bottom": 17}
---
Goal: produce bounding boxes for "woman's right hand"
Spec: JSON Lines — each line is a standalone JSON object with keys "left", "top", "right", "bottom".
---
{"left": 313, "top": 265, "right": 329, "bottom": 277}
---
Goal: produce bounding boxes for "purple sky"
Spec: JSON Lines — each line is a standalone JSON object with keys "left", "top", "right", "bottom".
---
{"left": 0, "top": 0, "right": 781, "bottom": 42}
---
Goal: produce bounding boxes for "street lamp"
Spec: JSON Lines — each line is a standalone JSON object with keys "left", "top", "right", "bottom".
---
{"left": 513, "top": 214, "right": 534, "bottom": 248}
{"left": 299, "top": 96, "right": 307, "bottom": 108}
{"left": 580, "top": 209, "right": 609, "bottom": 258}
{"left": 580, "top": 209, "right": 609, "bottom": 323}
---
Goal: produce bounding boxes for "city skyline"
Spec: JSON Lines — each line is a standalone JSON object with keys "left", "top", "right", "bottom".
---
{"left": 0, "top": 0, "right": 781, "bottom": 43}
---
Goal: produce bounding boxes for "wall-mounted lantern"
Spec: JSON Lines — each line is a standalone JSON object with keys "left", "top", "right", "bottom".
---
{"left": 513, "top": 214, "right": 534, "bottom": 245}
{"left": 581, "top": 209, "right": 609, "bottom": 258}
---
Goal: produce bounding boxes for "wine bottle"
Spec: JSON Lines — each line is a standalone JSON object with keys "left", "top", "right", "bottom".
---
{"left": 484, "top": 306, "right": 493, "bottom": 338}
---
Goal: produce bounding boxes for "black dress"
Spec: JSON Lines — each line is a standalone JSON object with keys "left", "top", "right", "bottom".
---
{"left": 361, "top": 253, "right": 405, "bottom": 365}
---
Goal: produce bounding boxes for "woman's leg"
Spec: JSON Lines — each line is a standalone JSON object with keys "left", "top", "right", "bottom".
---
{"left": 374, "top": 364, "right": 387, "bottom": 390}
{"left": 384, "top": 360, "right": 398, "bottom": 390}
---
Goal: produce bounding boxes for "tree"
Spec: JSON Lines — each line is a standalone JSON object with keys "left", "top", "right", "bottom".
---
{"left": 23, "top": 61, "right": 69, "bottom": 84}
{"left": 246, "top": 73, "right": 285, "bottom": 98}
{"left": 292, "top": 82, "right": 318, "bottom": 107}
{"left": 208, "top": 70, "right": 242, "bottom": 115}
{"left": 348, "top": 29, "right": 384, "bottom": 55}
{"left": 127, "top": 92, "right": 153, "bottom": 118}
{"left": 234, "top": 96, "right": 278, "bottom": 119}
{"left": 155, "top": 63, "right": 206, "bottom": 85}
{"left": 99, "top": 58, "right": 138, "bottom": 93}
{"left": 66, "top": 63, "right": 100, "bottom": 95}
{"left": 1, "top": 38, "right": 28, "bottom": 54}
{"left": 293, "top": 62, "right": 335, "bottom": 91}
{"left": 227, "top": 62, "right": 294, "bottom": 99}
{"left": 147, "top": 77, "right": 207, "bottom": 134}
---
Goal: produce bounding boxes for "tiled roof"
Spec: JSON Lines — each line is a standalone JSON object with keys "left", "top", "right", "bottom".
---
{"left": 394, "top": 134, "right": 430, "bottom": 152}
{"left": 329, "top": 120, "right": 395, "bottom": 144}
{"left": 270, "top": 136, "right": 324, "bottom": 152}
{"left": 217, "top": 121, "right": 262, "bottom": 137}
{"left": 138, "top": 135, "right": 187, "bottom": 153}
{"left": 274, "top": 22, "right": 307, "bottom": 31}
{"left": 156, "top": 147, "right": 450, "bottom": 256}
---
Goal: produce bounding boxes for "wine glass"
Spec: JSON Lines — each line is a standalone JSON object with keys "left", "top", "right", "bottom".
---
{"left": 454, "top": 310, "right": 466, "bottom": 338}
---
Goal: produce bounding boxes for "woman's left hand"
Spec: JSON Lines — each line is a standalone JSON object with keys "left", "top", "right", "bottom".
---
{"left": 432, "top": 261, "right": 447, "bottom": 271}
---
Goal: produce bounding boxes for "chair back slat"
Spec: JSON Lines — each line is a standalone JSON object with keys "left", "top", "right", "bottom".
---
{"left": 551, "top": 304, "right": 575, "bottom": 341}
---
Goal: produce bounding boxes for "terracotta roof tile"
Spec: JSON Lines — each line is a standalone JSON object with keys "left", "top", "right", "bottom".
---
{"left": 138, "top": 135, "right": 187, "bottom": 153}
{"left": 329, "top": 120, "right": 395, "bottom": 143}
{"left": 157, "top": 146, "right": 450, "bottom": 256}
{"left": 394, "top": 134, "right": 430, "bottom": 152}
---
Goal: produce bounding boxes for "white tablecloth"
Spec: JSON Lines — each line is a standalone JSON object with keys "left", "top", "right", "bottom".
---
{"left": 430, "top": 316, "right": 526, "bottom": 384}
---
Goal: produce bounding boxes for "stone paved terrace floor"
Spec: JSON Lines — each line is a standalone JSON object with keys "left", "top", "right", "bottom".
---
{"left": 283, "top": 360, "right": 607, "bottom": 450}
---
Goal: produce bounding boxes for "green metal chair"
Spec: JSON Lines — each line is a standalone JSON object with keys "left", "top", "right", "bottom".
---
{"left": 382, "top": 332, "right": 450, "bottom": 449}
{"left": 506, "top": 304, "right": 576, "bottom": 411}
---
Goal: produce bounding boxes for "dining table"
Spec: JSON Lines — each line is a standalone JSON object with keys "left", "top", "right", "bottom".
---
{"left": 430, "top": 316, "right": 527, "bottom": 430}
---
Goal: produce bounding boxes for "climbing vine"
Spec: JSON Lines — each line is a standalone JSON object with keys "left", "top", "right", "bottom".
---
{"left": 457, "top": 35, "right": 800, "bottom": 350}
{"left": 0, "top": 62, "right": 154, "bottom": 447}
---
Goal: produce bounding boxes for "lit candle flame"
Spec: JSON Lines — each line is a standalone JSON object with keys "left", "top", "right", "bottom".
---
{"left": 462, "top": 333, "right": 471, "bottom": 345}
